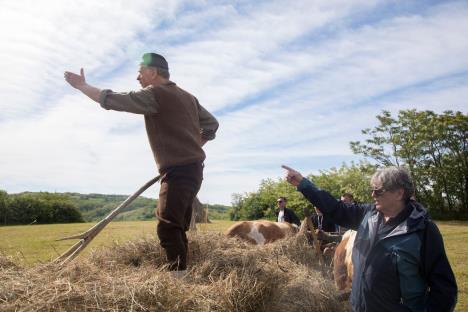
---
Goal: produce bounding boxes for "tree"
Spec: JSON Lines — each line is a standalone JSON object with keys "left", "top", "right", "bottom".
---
{"left": 310, "top": 161, "right": 376, "bottom": 204}
{"left": 1, "top": 192, "right": 84, "bottom": 225}
{"left": 230, "top": 178, "right": 308, "bottom": 221}
{"left": 230, "top": 162, "right": 376, "bottom": 221}
{"left": 0, "top": 190, "right": 8, "bottom": 225}
{"left": 350, "top": 109, "right": 467, "bottom": 218}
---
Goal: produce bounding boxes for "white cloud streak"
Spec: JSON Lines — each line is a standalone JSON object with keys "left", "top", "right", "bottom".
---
{"left": 1, "top": 0, "right": 467, "bottom": 205}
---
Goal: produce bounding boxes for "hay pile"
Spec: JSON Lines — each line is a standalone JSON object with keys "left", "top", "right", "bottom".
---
{"left": 0, "top": 232, "right": 349, "bottom": 311}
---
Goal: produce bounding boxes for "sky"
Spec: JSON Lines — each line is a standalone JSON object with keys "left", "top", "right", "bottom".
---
{"left": 1, "top": 0, "right": 467, "bottom": 205}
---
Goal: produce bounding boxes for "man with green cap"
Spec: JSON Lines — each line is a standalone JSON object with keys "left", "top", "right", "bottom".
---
{"left": 64, "top": 53, "right": 219, "bottom": 272}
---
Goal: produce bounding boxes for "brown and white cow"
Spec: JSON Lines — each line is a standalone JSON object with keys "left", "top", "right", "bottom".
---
{"left": 226, "top": 220, "right": 298, "bottom": 245}
{"left": 333, "top": 229, "right": 356, "bottom": 290}
{"left": 227, "top": 219, "right": 356, "bottom": 290}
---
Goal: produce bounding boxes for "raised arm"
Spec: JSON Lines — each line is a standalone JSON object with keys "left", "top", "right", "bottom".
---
{"left": 64, "top": 68, "right": 158, "bottom": 114}
{"left": 64, "top": 68, "right": 101, "bottom": 102}
{"left": 282, "top": 165, "right": 370, "bottom": 230}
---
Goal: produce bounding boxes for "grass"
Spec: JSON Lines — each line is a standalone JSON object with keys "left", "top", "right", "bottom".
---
{"left": 1, "top": 230, "right": 342, "bottom": 311}
{"left": 0, "top": 220, "right": 235, "bottom": 265}
{"left": 435, "top": 221, "right": 468, "bottom": 312}
{"left": 0, "top": 220, "right": 466, "bottom": 311}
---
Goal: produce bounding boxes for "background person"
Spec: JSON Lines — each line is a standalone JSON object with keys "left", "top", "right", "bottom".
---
{"left": 311, "top": 206, "right": 336, "bottom": 232}
{"left": 64, "top": 53, "right": 219, "bottom": 272}
{"left": 282, "top": 165, "right": 457, "bottom": 312}
{"left": 276, "top": 197, "right": 301, "bottom": 226}
{"left": 341, "top": 193, "right": 354, "bottom": 204}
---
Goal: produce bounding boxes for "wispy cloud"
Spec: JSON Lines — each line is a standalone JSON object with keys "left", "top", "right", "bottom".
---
{"left": 1, "top": 0, "right": 467, "bottom": 205}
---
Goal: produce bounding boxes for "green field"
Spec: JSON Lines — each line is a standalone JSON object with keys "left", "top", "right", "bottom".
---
{"left": 0, "top": 220, "right": 234, "bottom": 264}
{"left": 0, "top": 220, "right": 466, "bottom": 311}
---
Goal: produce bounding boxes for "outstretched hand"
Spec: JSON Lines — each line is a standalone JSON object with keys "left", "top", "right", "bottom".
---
{"left": 64, "top": 68, "right": 86, "bottom": 89}
{"left": 281, "top": 165, "right": 304, "bottom": 187}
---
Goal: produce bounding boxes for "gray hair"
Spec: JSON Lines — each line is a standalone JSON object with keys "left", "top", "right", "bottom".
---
{"left": 146, "top": 66, "right": 170, "bottom": 79}
{"left": 370, "top": 166, "right": 415, "bottom": 200}
{"left": 156, "top": 67, "right": 170, "bottom": 79}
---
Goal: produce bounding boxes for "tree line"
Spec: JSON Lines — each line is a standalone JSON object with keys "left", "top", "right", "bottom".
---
{"left": 230, "top": 162, "right": 376, "bottom": 221}
{"left": 231, "top": 109, "right": 467, "bottom": 221}
{"left": 0, "top": 191, "right": 84, "bottom": 225}
{"left": 0, "top": 190, "right": 233, "bottom": 225}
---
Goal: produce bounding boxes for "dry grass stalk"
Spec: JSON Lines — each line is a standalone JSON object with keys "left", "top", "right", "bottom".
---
{"left": 0, "top": 232, "right": 349, "bottom": 311}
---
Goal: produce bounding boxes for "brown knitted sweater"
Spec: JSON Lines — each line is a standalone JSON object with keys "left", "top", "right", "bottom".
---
{"left": 99, "top": 81, "right": 218, "bottom": 171}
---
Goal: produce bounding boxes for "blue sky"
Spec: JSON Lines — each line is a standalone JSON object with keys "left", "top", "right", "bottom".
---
{"left": 0, "top": 0, "right": 467, "bottom": 205}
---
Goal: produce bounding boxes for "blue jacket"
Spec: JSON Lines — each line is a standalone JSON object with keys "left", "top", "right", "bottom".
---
{"left": 297, "top": 178, "right": 457, "bottom": 312}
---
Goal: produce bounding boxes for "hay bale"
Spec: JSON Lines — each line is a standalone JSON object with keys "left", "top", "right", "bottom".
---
{"left": 0, "top": 253, "right": 18, "bottom": 270}
{"left": 0, "top": 232, "right": 348, "bottom": 311}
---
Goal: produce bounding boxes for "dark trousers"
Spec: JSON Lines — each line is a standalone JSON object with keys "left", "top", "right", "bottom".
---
{"left": 156, "top": 162, "right": 203, "bottom": 270}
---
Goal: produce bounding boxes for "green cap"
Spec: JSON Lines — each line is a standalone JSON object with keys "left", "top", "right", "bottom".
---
{"left": 140, "top": 53, "right": 169, "bottom": 70}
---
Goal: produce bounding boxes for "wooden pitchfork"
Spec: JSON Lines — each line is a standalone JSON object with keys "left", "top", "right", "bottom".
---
{"left": 54, "top": 175, "right": 161, "bottom": 266}
{"left": 299, "top": 207, "right": 325, "bottom": 265}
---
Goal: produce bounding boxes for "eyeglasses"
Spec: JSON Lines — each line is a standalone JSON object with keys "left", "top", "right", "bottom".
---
{"left": 277, "top": 200, "right": 284, "bottom": 203}
{"left": 371, "top": 188, "right": 386, "bottom": 196}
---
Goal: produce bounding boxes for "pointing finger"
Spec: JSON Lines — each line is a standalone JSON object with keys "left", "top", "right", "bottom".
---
{"left": 281, "top": 164, "right": 295, "bottom": 172}
{"left": 80, "top": 68, "right": 85, "bottom": 78}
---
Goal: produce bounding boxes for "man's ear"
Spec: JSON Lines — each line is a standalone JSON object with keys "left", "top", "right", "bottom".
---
{"left": 396, "top": 188, "right": 405, "bottom": 201}
{"left": 149, "top": 67, "right": 159, "bottom": 79}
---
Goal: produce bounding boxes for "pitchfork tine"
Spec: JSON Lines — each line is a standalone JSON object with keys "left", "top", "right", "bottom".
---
{"left": 54, "top": 175, "right": 161, "bottom": 265}
{"left": 55, "top": 240, "right": 83, "bottom": 262}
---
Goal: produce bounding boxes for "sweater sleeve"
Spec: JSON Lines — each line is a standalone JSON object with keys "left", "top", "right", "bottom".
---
{"left": 99, "top": 86, "right": 158, "bottom": 114}
{"left": 423, "top": 222, "right": 458, "bottom": 312}
{"left": 196, "top": 99, "right": 219, "bottom": 141}
{"left": 297, "top": 178, "right": 370, "bottom": 230}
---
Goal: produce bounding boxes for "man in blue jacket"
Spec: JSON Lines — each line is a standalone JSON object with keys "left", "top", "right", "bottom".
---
{"left": 282, "top": 165, "right": 457, "bottom": 312}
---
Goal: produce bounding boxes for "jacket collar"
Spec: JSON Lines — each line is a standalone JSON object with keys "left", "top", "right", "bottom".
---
{"left": 385, "top": 201, "right": 428, "bottom": 238}
{"left": 366, "top": 200, "right": 428, "bottom": 239}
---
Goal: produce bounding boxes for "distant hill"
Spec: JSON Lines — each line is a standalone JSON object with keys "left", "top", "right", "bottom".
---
{"left": 2, "top": 191, "right": 232, "bottom": 223}
{"left": 65, "top": 193, "right": 156, "bottom": 222}
{"left": 204, "top": 204, "right": 231, "bottom": 220}
{"left": 65, "top": 193, "right": 231, "bottom": 222}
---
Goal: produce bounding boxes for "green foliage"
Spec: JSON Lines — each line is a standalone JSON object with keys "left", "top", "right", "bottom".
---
{"left": 350, "top": 109, "right": 468, "bottom": 217}
{"left": 310, "top": 161, "right": 376, "bottom": 203}
{"left": 0, "top": 190, "right": 8, "bottom": 225}
{"left": 230, "top": 162, "right": 376, "bottom": 221}
{"left": 0, "top": 190, "right": 232, "bottom": 224}
{"left": 65, "top": 193, "right": 157, "bottom": 222}
{"left": 206, "top": 204, "right": 231, "bottom": 220}
{"left": 230, "top": 179, "right": 308, "bottom": 221}
{"left": 69, "top": 194, "right": 235, "bottom": 222}
{"left": 229, "top": 182, "right": 284, "bottom": 221}
{"left": 0, "top": 191, "right": 84, "bottom": 225}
